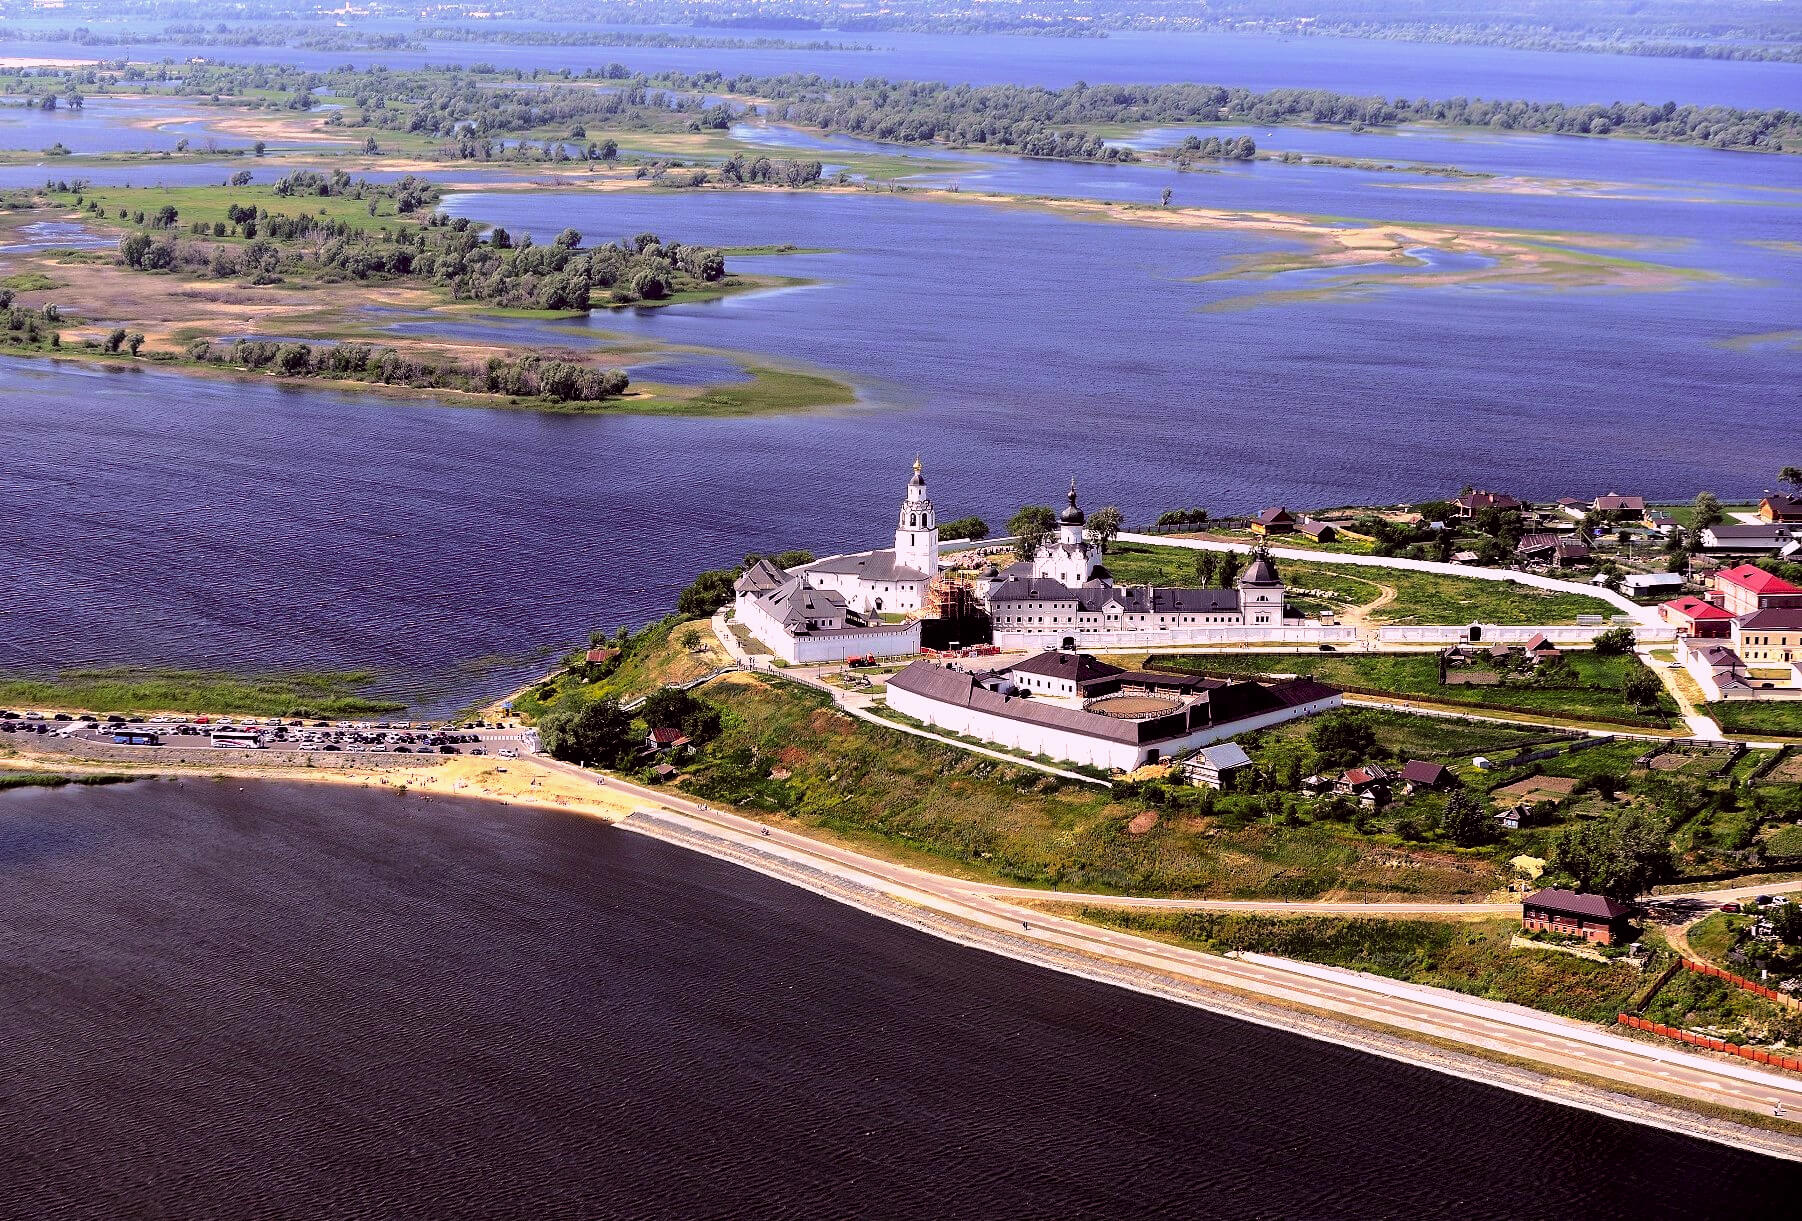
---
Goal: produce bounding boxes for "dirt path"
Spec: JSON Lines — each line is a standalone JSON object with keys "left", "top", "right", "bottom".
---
{"left": 1337, "top": 576, "right": 1398, "bottom": 631}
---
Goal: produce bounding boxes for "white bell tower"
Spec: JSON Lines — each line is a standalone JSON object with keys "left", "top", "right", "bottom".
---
{"left": 895, "top": 456, "right": 940, "bottom": 576}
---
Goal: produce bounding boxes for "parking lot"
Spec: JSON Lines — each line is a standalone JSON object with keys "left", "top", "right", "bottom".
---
{"left": 0, "top": 710, "right": 537, "bottom": 758}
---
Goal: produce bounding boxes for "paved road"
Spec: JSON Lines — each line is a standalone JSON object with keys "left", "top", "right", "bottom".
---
{"left": 526, "top": 752, "right": 1802, "bottom": 1145}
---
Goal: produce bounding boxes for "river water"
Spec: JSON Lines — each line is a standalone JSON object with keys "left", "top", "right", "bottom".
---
{"left": 3, "top": 20, "right": 1798, "bottom": 108}
{"left": 1, "top": 779, "right": 1797, "bottom": 1217}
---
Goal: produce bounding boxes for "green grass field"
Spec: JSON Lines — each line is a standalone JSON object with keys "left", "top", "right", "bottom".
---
{"left": 47, "top": 183, "right": 432, "bottom": 233}
{"left": 0, "top": 668, "right": 404, "bottom": 717}
{"left": 1713, "top": 702, "right": 1802, "bottom": 739}
{"left": 1135, "top": 651, "right": 1680, "bottom": 729}
{"left": 1102, "top": 542, "right": 1616, "bottom": 625}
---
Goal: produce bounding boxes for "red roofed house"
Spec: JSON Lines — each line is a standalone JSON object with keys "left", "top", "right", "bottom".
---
{"left": 1710, "top": 564, "right": 1802, "bottom": 617}
{"left": 645, "top": 727, "right": 691, "bottom": 753}
{"left": 1335, "top": 764, "right": 1392, "bottom": 807}
{"left": 1660, "top": 595, "right": 1734, "bottom": 640}
{"left": 1522, "top": 889, "right": 1635, "bottom": 945}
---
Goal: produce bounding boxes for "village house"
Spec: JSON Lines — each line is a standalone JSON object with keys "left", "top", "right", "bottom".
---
{"left": 644, "top": 727, "right": 691, "bottom": 754}
{"left": 1591, "top": 492, "right": 1646, "bottom": 517}
{"left": 1456, "top": 490, "right": 1523, "bottom": 517}
{"left": 1521, "top": 888, "right": 1635, "bottom": 945}
{"left": 1760, "top": 493, "right": 1802, "bottom": 524}
{"left": 1397, "top": 760, "right": 1454, "bottom": 795}
{"left": 1660, "top": 595, "right": 1734, "bottom": 639}
{"left": 1709, "top": 564, "right": 1802, "bottom": 616}
{"left": 1516, "top": 533, "right": 1591, "bottom": 568}
{"left": 1180, "top": 742, "right": 1255, "bottom": 790}
{"left": 1335, "top": 764, "right": 1392, "bottom": 807}
{"left": 1700, "top": 522, "right": 1797, "bottom": 554}
{"left": 1251, "top": 507, "right": 1297, "bottom": 535}
{"left": 1621, "top": 572, "right": 1684, "bottom": 598}
{"left": 1295, "top": 519, "right": 1338, "bottom": 542}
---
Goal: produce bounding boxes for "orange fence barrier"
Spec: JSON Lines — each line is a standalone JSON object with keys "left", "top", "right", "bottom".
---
{"left": 1616, "top": 1013, "right": 1802, "bottom": 1073}
{"left": 1681, "top": 957, "right": 1792, "bottom": 1005}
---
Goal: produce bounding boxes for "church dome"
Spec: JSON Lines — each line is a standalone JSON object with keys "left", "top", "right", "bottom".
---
{"left": 1059, "top": 480, "right": 1085, "bottom": 526}
{"left": 1240, "top": 554, "right": 1281, "bottom": 586}
{"left": 909, "top": 456, "right": 926, "bottom": 487}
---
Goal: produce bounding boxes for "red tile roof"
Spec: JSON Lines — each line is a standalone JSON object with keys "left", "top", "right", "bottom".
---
{"left": 1660, "top": 596, "right": 1732, "bottom": 621}
{"left": 1717, "top": 563, "right": 1802, "bottom": 596}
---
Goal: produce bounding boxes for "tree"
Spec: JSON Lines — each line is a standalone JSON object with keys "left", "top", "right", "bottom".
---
{"left": 1086, "top": 505, "right": 1123, "bottom": 553}
{"left": 538, "top": 692, "right": 635, "bottom": 767}
{"left": 640, "top": 687, "right": 721, "bottom": 744}
{"left": 124, "top": 331, "right": 145, "bottom": 356}
{"left": 1192, "top": 549, "right": 1220, "bottom": 587}
{"left": 677, "top": 568, "right": 740, "bottom": 617}
{"left": 103, "top": 327, "right": 127, "bottom": 353}
{"left": 939, "top": 515, "right": 989, "bottom": 542}
{"left": 1780, "top": 466, "right": 1802, "bottom": 494}
{"left": 1591, "top": 626, "right": 1635, "bottom": 656}
{"left": 1440, "top": 788, "right": 1491, "bottom": 848}
{"left": 676, "top": 625, "right": 703, "bottom": 653}
{"left": 1771, "top": 900, "right": 1802, "bottom": 945}
{"left": 1622, "top": 669, "right": 1664, "bottom": 709}
{"left": 1550, "top": 809, "right": 1673, "bottom": 900}
{"left": 1307, "top": 712, "right": 1377, "bottom": 771}
{"left": 1160, "top": 187, "right": 1172, "bottom": 207}
{"left": 1216, "top": 550, "right": 1244, "bottom": 587}
{"left": 1692, "top": 491, "right": 1724, "bottom": 532}
{"left": 1007, "top": 505, "right": 1056, "bottom": 562}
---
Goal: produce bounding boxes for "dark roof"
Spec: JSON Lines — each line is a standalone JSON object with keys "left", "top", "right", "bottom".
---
{"left": 1524, "top": 888, "right": 1633, "bottom": 920}
{"left": 1705, "top": 524, "right": 1790, "bottom": 540}
{"left": 888, "top": 663, "right": 1339, "bottom": 747}
{"left": 1458, "top": 490, "right": 1522, "bottom": 512}
{"left": 1297, "top": 520, "right": 1335, "bottom": 538}
{"left": 734, "top": 557, "right": 787, "bottom": 596}
{"left": 1059, "top": 481, "right": 1085, "bottom": 526}
{"left": 757, "top": 577, "right": 847, "bottom": 632}
{"left": 1594, "top": 493, "right": 1645, "bottom": 511}
{"left": 1762, "top": 492, "right": 1802, "bottom": 512}
{"left": 1741, "top": 607, "right": 1802, "bottom": 630}
{"left": 1400, "top": 760, "right": 1448, "bottom": 786}
{"left": 1008, "top": 651, "right": 1123, "bottom": 683}
{"left": 1254, "top": 507, "right": 1294, "bottom": 526}
{"left": 1239, "top": 555, "right": 1280, "bottom": 586}
{"left": 806, "top": 549, "right": 931, "bottom": 582}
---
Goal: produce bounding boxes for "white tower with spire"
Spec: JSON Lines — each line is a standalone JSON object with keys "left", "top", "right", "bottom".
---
{"left": 894, "top": 456, "right": 940, "bottom": 577}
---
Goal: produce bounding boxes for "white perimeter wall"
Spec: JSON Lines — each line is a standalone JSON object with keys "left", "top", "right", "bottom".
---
{"left": 1377, "top": 624, "right": 1678, "bottom": 645}
{"left": 886, "top": 683, "right": 1342, "bottom": 772}
{"left": 994, "top": 624, "right": 1359, "bottom": 650}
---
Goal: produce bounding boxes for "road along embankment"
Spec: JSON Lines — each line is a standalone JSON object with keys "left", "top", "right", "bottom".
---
{"left": 613, "top": 802, "right": 1802, "bottom": 1162}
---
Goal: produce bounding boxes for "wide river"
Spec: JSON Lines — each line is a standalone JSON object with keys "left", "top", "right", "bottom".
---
{"left": 8, "top": 110, "right": 1800, "bottom": 708}
{"left": 2, "top": 779, "right": 1797, "bottom": 1216}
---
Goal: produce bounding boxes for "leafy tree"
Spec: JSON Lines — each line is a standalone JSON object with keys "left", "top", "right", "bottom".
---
{"left": 1160, "top": 187, "right": 1172, "bottom": 207}
{"left": 639, "top": 688, "right": 722, "bottom": 744}
{"left": 1591, "top": 627, "right": 1635, "bottom": 656}
{"left": 1192, "top": 549, "right": 1220, "bottom": 587}
{"left": 1216, "top": 550, "right": 1244, "bottom": 587}
{"left": 939, "top": 515, "right": 989, "bottom": 542}
{"left": 1086, "top": 505, "right": 1124, "bottom": 553}
{"left": 1692, "top": 491, "right": 1724, "bottom": 532}
{"left": 1441, "top": 788, "right": 1492, "bottom": 848}
{"left": 1551, "top": 810, "right": 1673, "bottom": 900}
{"left": 1307, "top": 712, "right": 1377, "bottom": 771}
{"left": 676, "top": 625, "right": 703, "bottom": 653}
{"left": 539, "top": 692, "right": 635, "bottom": 767}
{"left": 676, "top": 567, "right": 740, "bottom": 617}
{"left": 1771, "top": 900, "right": 1802, "bottom": 945}
{"left": 103, "top": 327, "right": 127, "bottom": 353}
{"left": 1622, "top": 669, "right": 1664, "bottom": 709}
{"left": 1008, "top": 504, "right": 1056, "bottom": 562}
{"left": 124, "top": 331, "right": 145, "bottom": 356}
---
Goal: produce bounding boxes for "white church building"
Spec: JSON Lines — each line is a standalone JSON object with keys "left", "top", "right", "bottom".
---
{"left": 732, "top": 460, "right": 1352, "bottom": 664}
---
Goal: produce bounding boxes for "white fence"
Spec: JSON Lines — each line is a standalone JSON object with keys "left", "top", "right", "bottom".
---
{"left": 1376, "top": 624, "right": 1677, "bottom": 645}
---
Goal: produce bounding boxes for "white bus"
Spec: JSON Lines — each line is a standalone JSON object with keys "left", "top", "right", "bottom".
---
{"left": 211, "top": 729, "right": 263, "bottom": 748}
